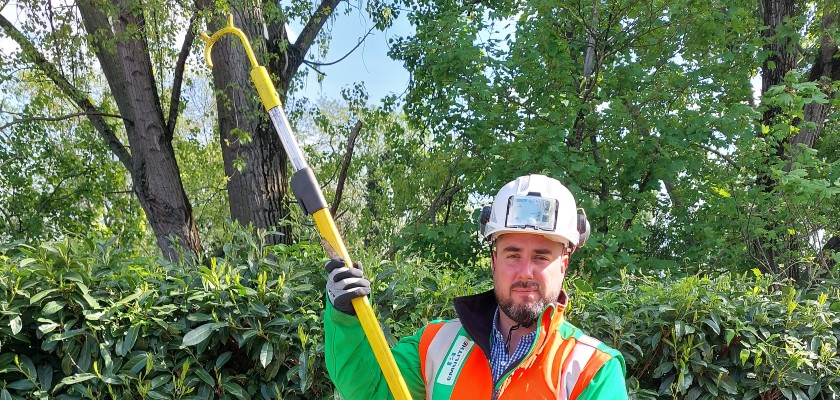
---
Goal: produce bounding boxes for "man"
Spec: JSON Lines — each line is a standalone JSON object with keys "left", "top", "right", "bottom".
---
{"left": 324, "top": 174, "right": 628, "bottom": 399}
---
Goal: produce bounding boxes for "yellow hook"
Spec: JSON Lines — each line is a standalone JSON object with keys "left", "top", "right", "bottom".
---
{"left": 200, "top": 15, "right": 281, "bottom": 111}
{"left": 199, "top": 15, "right": 259, "bottom": 70}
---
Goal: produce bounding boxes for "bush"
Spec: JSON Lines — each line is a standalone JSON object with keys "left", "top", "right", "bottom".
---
{"left": 2, "top": 233, "right": 838, "bottom": 399}
{"left": 569, "top": 271, "right": 840, "bottom": 399}
{"left": 0, "top": 233, "right": 333, "bottom": 400}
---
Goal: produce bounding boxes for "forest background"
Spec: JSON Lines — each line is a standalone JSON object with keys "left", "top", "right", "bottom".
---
{"left": 0, "top": 0, "right": 838, "bottom": 398}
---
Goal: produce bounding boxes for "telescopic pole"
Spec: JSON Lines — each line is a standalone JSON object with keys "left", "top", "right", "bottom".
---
{"left": 201, "top": 16, "right": 412, "bottom": 400}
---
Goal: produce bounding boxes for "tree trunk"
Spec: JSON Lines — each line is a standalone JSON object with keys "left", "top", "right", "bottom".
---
{"left": 77, "top": 0, "right": 201, "bottom": 260}
{"left": 207, "top": 8, "right": 291, "bottom": 245}
{"left": 755, "top": 0, "right": 798, "bottom": 277}
{"left": 331, "top": 120, "right": 363, "bottom": 217}
{"left": 755, "top": 0, "right": 838, "bottom": 279}
{"left": 206, "top": 0, "right": 345, "bottom": 245}
{"left": 569, "top": 2, "right": 599, "bottom": 149}
{"left": 792, "top": 8, "right": 838, "bottom": 151}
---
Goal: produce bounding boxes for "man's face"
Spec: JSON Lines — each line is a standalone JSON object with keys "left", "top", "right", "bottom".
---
{"left": 492, "top": 233, "right": 569, "bottom": 327}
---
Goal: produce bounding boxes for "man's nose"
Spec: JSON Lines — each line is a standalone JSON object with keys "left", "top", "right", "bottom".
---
{"left": 518, "top": 258, "right": 536, "bottom": 278}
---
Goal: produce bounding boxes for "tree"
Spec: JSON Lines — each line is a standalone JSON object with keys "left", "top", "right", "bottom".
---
{"left": 754, "top": 0, "right": 839, "bottom": 278}
{"left": 1, "top": 1, "right": 202, "bottom": 259}
{"left": 204, "top": 0, "right": 397, "bottom": 246}
{"left": 388, "top": 0, "right": 838, "bottom": 279}
{"left": 0, "top": 0, "right": 398, "bottom": 256}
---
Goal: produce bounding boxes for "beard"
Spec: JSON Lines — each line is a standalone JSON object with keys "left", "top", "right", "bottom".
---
{"left": 495, "top": 281, "right": 558, "bottom": 328}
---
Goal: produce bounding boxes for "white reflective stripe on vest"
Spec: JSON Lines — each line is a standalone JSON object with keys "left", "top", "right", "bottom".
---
{"left": 423, "top": 321, "right": 465, "bottom": 400}
{"left": 558, "top": 335, "right": 604, "bottom": 400}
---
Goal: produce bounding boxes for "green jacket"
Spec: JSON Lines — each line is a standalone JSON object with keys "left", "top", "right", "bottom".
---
{"left": 324, "top": 290, "right": 628, "bottom": 399}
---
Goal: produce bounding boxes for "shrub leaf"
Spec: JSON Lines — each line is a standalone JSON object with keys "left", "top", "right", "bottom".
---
{"left": 182, "top": 322, "right": 226, "bottom": 347}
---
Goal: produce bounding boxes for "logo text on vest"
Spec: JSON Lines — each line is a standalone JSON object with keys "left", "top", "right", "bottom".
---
{"left": 437, "top": 336, "right": 474, "bottom": 386}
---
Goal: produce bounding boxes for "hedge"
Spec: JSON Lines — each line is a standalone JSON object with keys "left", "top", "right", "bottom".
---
{"left": 0, "top": 235, "right": 838, "bottom": 399}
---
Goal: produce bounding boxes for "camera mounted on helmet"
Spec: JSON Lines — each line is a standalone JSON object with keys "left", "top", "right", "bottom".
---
{"left": 478, "top": 175, "right": 589, "bottom": 251}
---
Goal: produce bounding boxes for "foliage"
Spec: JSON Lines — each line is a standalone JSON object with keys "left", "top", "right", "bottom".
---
{"left": 0, "top": 230, "right": 332, "bottom": 399}
{"left": 291, "top": 90, "right": 481, "bottom": 265}
{"left": 570, "top": 269, "right": 840, "bottom": 399}
{"left": 0, "top": 0, "right": 404, "bottom": 257}
{"left": 0, "top": 79, "right": 146, "bottom": 247}
{"left": 386, "top": 0, "right": 839, "bottom": 281}
{"left": 2, "top": 232, "right": 839, "bottom": 399}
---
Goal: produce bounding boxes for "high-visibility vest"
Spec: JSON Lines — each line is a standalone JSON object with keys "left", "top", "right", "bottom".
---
{"left": 417, "top": 305, "right": 615, "bottom": 400}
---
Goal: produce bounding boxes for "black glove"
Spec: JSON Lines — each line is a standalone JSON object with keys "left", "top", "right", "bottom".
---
{"left": 325, "top": 258, "right": 370, "bottom": 315}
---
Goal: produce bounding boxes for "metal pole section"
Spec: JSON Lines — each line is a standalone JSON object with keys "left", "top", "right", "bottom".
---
{"left": 268, "top": 107, "right": 308, "bottom": 172}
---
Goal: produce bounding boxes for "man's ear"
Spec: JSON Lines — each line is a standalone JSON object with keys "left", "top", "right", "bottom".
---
{"left": 490, "top": 247, "right": 497, "bottom": 274}
{"left": 560, "top": 249, "right": 570, "bottom": 274}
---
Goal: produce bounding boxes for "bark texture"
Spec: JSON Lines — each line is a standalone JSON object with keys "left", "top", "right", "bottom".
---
{"left": 208, "top": 8, "right": 291, "bottom": 245}
{"left": 207, "top": 0, "right": 345, "bottom": 245}
{"left": 76, "top": 0, "right": 202, "bottom": 259}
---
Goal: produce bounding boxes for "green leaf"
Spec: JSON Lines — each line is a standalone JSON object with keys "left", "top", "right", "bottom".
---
{"left": 48, "top": 328, "right": 86, "bottom": 341}
{"left": 30, "top": 289, "right": 57, "bottom": 304}
{"left": 9, "top": 316, "right": 22, "bottom": 335}
{"left": 6, "top": 379, "right": 34, "bottom": 390}
{"left": 187, "top": 313, "right": 214, "bottom": 322}
{"left": 0, "top": 389, "right": 10, "bottom": 400}
{"left": 702, "top": 318, "right": 720, "bottom": 335}
{"left": 42, "top": 301, "right": 66, "bottom": 315}
{"left": 76, "top": 282, "right": 100, "bottom": 308}
{"left": 150, "top": 374, "right": 171, "bottom": 389}
{"left": 146, "top": 391, "right": 169, "bottom": 400}
{"left": 739, "top": 349, "right": 750, "bottom": 366}
{"left": 113, "top": 289, "right": 144, "bottom": 307}
{"left": 121, "top": 325, "right": 140, "bottom": 355}
{"left": 38, "top": 321, "right": 59, "bottom": 335}
{"left": 717, "top": 373, "right": 737, "bottom": 394}
{"left": 259, "top": 341, "right": 274, "bottom": 368}
{"left": 787, "top": 372, "right": 817, "bottom": 386}
{"left": 298, "top": 349, "right": 308, "bottom": 392}
{"left": 216, "top": 352, "right": 232, "bottom": 369}
{"left": 60, "top": 373, "right": 97, "bottom": 385}
{"left": 251, "top": 301, "right": 269, "bottom": 317}
{"left": 194, "top": 367, "right": 214, "bottom": 387}
{"left": 37, "top": 365, "right": 53, "bottom": 390}
{"left": 182, "top": 322, "right": 226, "bottom": 347}
{"left": 223, "top": 381, "right": 248, "bottom": 400}
{"left": 17, "top": 355, "right": 36, "bottom": 378}
{"left": 725, "top": 329, "right": 735, "bottom": 345}
{"left": 238, "top": 329, "right": 260, "bottom": 347}
{"left": 83, "top": 310, "right": 105, "bottom": 321}
{"left": 100, "top": 374, "right": 122, "bottom": 384}
{"left": 62, "top": 272, "right": 84, "bottom": 283}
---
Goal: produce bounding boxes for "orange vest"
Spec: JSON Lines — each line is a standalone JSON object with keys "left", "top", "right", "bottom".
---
{"left": 418, "top": 303, "right": 614, "bottom": 400}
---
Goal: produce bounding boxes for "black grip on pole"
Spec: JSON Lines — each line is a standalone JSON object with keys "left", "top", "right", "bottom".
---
{"left": 290, "top": 167, "right": 328, "bottom": 215}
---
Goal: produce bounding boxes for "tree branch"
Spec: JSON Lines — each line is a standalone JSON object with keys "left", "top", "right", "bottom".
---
{"left": 167, "top": 12, "right": 199, "bottom": 136}
{"left": 0, "top": 13, "right": 133, "bottom": 169}
{"left": 294, "top": 0, "right": 343, "bottom": 62}
{"left": 694, "top": 142, "right": 739, "bottom": 170}
{"left": 303, "top": 25, "right": 375, "bottom": 67}
{"left": 0, "top": 112, "right": 128, "bottom": 131}
{"left": 420, "top": 153, "right": 464, "bottom": 226}
{"left": 331, "top": 120, "right": 362, "bottom": 217}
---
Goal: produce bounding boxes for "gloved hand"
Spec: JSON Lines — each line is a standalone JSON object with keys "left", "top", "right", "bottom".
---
{"left": 325, "top": 258, "right": 370, "bottom": 315}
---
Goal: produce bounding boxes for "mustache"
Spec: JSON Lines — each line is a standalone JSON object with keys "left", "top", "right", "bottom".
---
{"left": 510, "top": 281, "right": 540, "bottom": 291}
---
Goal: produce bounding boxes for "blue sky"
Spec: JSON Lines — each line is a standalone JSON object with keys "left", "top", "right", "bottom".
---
{"left": 289, "top": 11, "right": 413, "bottom": 104}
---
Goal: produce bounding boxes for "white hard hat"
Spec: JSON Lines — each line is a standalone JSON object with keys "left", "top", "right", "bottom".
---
{"left": 479, "top": 174, "right": 589, "bottom": 248}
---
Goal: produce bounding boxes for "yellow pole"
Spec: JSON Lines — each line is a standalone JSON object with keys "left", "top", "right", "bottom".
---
{"left": 200, "top": 16, "right": 412, "bottom": 400}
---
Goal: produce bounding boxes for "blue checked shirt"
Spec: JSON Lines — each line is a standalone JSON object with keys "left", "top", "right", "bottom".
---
{"left": 490, "top": 308, "right": 536, "bottom": 392}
